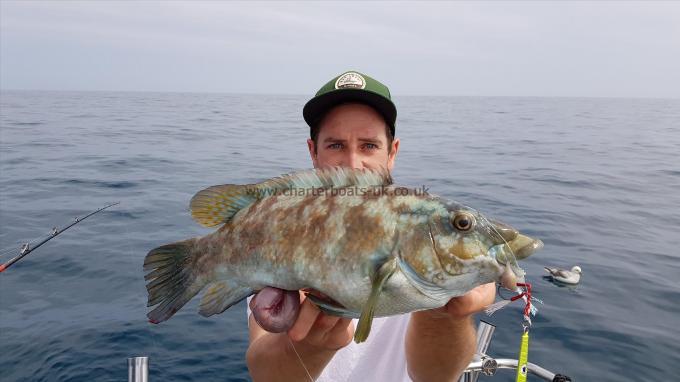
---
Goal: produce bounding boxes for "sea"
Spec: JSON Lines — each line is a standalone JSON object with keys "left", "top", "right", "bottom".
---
{"left": 1, "top": 90, "right": 679, "bottom": 381}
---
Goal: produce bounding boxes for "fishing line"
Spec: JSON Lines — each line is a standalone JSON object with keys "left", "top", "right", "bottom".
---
{"left": 0, "top": 209, "right": 124, "bottom": 258}
{"left": 0, "top": 234, "right": 56, "bottom": 259}
{"left": 285, "top": 334, "right": 314, "bottom": 382}
{"left": 0, "top": 246, "right": 21, "bottom": 259}
{"left": 478, "top": 213, "right": 522, "bottom": 272}
{"left": 120, "top": 213, "right": 164, "bottom": 363}
{"left": 286, "top": 336, "right": 314, "bottom": 382}
{"left": 478, "top": 213, "right": 538, "bottom": 318}
{"left": 481, "top": 213, "right": 536, "bottom": 382}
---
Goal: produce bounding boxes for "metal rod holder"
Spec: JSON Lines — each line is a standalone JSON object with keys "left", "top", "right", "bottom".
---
{"left": 128, "top": 356, "right": 148, "bottom": 382}
{"left": 465, "top": 358, "right": 557, "bottom": 380}
{"left": 475, "top": 320, "right": 496, "bottom": 356}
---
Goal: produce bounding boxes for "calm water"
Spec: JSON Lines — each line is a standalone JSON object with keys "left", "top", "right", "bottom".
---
{"left": 1, "top": 91, "right": 679, "bottom": 381}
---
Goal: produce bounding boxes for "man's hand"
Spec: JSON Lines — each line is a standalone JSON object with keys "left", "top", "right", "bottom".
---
{"left": 247, "top": 292, "right": 353, "bottom": 381}
{"left": 405, "top": 282, "right": 497, "bottom": 382}
{"left": 444, "top": 282, "right": 497, "bottom": 318}
{"left": 287, "top": 293, "right": 355, "bottom": 351}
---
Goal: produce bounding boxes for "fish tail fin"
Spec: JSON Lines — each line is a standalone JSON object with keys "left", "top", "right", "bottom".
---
{"left": 144, "top": 238, "right": 206, "bottom": 324}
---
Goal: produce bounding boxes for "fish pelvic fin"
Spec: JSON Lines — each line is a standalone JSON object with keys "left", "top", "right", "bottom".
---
{"left": 144, "top": 238, "right": 206, "bottom": 324}
{"left": 306, "top": 294, "right": 358, "bottom": 319}
{"left": 199, "top": 281, "right": 253, "bottom": 317}
{"left": 190, "top": 167, "right": 392, "bottom": 227}
{"left": 355, "top": 257, "right": 398, "bottom": 343}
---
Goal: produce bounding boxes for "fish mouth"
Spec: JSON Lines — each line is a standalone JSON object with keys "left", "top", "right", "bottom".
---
{"left": 489, "top": 234, "right": 543, "bottom": 265}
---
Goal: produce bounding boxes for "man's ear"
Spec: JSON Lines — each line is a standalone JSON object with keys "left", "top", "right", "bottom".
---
{"left": 307, "top": 138, "right": 319, "bottom": 168}
{"left": 387, "top": 137, "right": 400, "bottom": 172}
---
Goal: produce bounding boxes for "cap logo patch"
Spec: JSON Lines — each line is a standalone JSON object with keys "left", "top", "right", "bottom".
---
{"left": 335, "top": 72, "right": 366, "bottom": 90}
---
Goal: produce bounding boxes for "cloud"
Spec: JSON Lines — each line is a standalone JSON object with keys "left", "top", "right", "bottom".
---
{"left": 1, "top": 1, "right": 679, "bottom": 97}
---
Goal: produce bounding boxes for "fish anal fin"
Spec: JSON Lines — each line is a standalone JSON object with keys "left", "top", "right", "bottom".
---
{"left": 354, "top": 257, "right": 397, "bottom": 343}
{"left": 199, "top": 281, "right": 253, "bottom": 317}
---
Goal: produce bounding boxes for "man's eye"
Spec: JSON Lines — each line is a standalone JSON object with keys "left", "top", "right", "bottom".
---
{"left": 363, "top": 143, "right": 379, "bottom": 150}
{"left": 327, "top": 143, "right": 343, "bottom": 149}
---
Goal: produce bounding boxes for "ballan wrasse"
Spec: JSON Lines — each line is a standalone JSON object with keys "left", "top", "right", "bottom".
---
{"left": 144, "top": 167, "right": 542, "bottom": 342}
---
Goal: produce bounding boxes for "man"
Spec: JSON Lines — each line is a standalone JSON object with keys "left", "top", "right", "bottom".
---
{"left": 246, "top": 71, "right": 496, "bottom": 381}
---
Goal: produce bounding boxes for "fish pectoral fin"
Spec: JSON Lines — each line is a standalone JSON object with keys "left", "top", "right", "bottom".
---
{"left": 199, "top": 281, "right": 253, "bottom": 317}
{"left": 354, "top": 257, "right": 398, "bottom": 343}
{"left": 305, "top": 294, "right": 357, "bottom": 319}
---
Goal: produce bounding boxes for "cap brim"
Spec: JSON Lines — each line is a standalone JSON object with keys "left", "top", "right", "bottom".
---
{"left": 303, "top": 89, "right": 396, "bottom": 136}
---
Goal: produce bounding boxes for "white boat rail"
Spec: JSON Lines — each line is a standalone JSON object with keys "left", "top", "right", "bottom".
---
{"left": 127, "top": 321, "right": 572, "bottom": 382}
{"left": 459, "top": 320, "right": 572, "bottom": 382}
{"left": 128, "top": 356, "right": 148, "bottom": 382}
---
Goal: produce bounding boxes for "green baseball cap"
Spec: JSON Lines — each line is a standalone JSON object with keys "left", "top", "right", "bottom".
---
{"left": 303, "top": 71, "right": 397, "bottom": 137}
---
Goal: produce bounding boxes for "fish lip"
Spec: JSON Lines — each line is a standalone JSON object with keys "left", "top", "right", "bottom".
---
{"left": 487, "top": 218, "right": 519, "bottom": 244}
{"left": 489, "top": 236, "right": 543, "bottom": 265}
{"left": 515, "top": 237, "right": 543, "bottom": 258}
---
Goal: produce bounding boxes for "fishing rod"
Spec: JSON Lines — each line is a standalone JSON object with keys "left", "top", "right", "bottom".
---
{"left": 0, "top": 202, "right": 120, "bottom": 273}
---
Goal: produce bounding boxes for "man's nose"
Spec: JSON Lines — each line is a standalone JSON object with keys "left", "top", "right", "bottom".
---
{"left": 346, "top": 151, "right": 364, "bottom": 170}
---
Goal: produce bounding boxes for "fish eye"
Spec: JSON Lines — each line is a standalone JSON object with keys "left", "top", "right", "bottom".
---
{"left": 452, "top": 212, "right": 475, "bottom": 232}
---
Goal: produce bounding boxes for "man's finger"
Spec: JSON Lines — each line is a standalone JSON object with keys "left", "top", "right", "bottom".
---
{"left": 327, "top": 318, "right": 354, "bottom": 340}
{"left": 317, "top": 317, "right": 354, "bottom": 350}
{"left": 446, "top": 282, "right": 497, "bottom": 318}
{"left": 329, "top": 317, "right": 353, "bottom": 334}
{"left": 287, "top": 298, "right": 320, "bottom": 342}
{"left": 304, "top": 313, "right": 341, "bottom": 345}
{"left": 249, "top": 292, "right": 258, "bottom": 310}
{"left": 315, "top": 314, "right": 341, "bottom": 331}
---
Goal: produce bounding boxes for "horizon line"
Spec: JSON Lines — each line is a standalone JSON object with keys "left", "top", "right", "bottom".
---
{"left": 1, "top": 88, "right": 678, "bottom": 101}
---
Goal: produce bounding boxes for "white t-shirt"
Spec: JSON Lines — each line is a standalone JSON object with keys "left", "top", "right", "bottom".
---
{"left": 246, "top": 297, "right": 413, "bottom": 382}
{"left": 317, "top": 315, "right": 412, "bottom": 382}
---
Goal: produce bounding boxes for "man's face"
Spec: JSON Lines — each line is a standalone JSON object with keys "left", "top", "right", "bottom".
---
{"left": 307, "top": 103, "right": 400, "bottom": 171}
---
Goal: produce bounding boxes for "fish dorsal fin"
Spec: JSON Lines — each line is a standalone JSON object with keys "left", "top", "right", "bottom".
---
{"left": 190, "top": 167, "right": 392, "bottom": 227}
{"left": 265, "top": 166, "right": 392, "bottom": 190}
{"left": 190, "top": 184, "right": 260, "bottom": 227}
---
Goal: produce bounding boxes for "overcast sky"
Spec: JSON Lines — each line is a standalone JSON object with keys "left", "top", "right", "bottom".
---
{"left": 1, "top": 1, "right": 679, "bottom": 98}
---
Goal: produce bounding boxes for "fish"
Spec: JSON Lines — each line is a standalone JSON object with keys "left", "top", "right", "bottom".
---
{"left": 144, "top": 167, "right": 543, "bottom": 342}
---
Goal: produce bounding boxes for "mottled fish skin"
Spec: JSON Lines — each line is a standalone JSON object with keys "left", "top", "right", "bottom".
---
{"left": 144, "top": 167, "right": 542, "bottom": 324}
